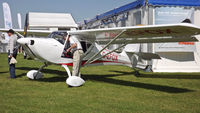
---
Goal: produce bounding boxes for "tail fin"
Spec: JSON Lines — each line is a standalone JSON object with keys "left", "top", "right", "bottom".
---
{"left": 182, "top": 8, "right": 194, "bottom": 24}
{"left": 182, "top": 19, "right": 192, "bottom": 23}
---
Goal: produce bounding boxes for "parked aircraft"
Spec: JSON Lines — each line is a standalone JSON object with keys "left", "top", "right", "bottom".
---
{"left": 1, "top": 23, "right": 200, "bottom": 87}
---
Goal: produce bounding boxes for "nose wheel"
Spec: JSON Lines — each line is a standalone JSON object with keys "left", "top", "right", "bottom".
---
{"left": 27, "top": 70, "right": 43, "bottom": 79}
{"left": 27, "top": 63, "right": 47, "bottom": 80}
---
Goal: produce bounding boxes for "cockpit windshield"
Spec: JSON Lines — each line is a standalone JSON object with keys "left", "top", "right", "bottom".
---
{"left": 48, "top": 31, "right": 68, "bottom": 45}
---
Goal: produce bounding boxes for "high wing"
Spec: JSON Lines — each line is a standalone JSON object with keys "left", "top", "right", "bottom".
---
{"left": 1, "top": 23, "right": 199, "bottom": 43}
{"left": 0, "top": 28, "right": 51, "bottom": 37}
{"left": 68, "top": 23, "right": 200, "bottom": 44}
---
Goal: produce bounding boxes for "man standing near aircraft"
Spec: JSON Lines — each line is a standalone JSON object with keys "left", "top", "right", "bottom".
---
{"left": 66, "top": 35, "right": 84, "bottom": 77}
{"left": 7, "top": 29, "right": 18, "bottom": 78}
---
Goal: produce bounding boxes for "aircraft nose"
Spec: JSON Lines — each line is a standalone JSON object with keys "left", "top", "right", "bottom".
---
{"left": 17, "top": 38, "right": 30, "bottom": 45}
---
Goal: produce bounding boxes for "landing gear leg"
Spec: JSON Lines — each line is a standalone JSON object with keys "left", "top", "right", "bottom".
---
{"left": 62, "top": 65, "right": 85, "bottom": 87}
{"left": 27, "top": 63, "right": 48, "bottom": 79}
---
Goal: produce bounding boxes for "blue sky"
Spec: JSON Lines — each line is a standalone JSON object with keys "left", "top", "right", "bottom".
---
{"left": 0, "top": 0, "right": 134, "bottom": 28}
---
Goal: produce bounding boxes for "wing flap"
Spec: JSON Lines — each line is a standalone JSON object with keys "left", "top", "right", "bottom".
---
{"left": 98, "top": 37, "right": 198, "bottom": 45}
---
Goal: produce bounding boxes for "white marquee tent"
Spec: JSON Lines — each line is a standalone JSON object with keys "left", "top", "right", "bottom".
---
{"left": 81, "top": 0, "right": 200, "bottom": 72}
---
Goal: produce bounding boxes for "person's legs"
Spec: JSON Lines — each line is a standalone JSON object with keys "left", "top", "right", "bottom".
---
{"left": 9, "top": 64, "right": 15, "bottom": 78}
{"left": 72, "top": 50, "right": 80, "bottom": 76}
{"left": 77, "top": 50, "right": 84, "bottom": 77}
{"left": 72, "top": 50, "right": 84, "bottom": 77}
{"left": 8, "top": 55, "right": 15, "bottom": 78}
{"left": 8, "top": 49, "right": 18, "bottom": 78}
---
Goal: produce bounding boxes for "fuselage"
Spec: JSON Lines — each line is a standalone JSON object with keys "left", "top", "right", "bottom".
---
{"left": 17, "top": 37, "right": 132, "bottom": 67}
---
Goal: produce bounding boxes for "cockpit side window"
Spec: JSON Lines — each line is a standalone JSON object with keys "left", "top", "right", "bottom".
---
{"left": 80, "top": 40, "right": 92, "bottom": 53}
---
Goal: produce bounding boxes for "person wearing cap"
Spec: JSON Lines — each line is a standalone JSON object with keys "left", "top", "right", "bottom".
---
{"left": 66, "top": 35, "right": 84, "bottom": 77}
{"left": 7, "top": 29, "right": 18, "bottom": 78}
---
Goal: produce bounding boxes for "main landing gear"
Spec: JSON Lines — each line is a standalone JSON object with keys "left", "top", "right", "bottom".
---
{"left": 62, "top": 65, "right": 85, "bottom": 87}
{"left": 26, "top": 63, "right": 85, "bottom": 87}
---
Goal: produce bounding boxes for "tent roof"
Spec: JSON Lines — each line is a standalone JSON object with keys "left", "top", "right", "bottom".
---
{"left": 148, "top": 0, "right": 200, "bottom": 7}
{"left": 28, "top": 12, "right": 78, "bottom": 29}
{"left": 84, "top": 0, "right": 145, "bottom": 24}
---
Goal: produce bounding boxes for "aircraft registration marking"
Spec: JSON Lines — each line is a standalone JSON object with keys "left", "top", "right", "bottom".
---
{"left": 101, "top": 49, "right": 118, "bottom": 61}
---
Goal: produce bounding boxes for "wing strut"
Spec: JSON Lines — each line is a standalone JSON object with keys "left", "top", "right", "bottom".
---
{"left": 84, "top": 30, "right": 126, "bottom": 66}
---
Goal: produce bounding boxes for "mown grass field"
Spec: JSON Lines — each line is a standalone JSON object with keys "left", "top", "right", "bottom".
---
{"left": 0, "top": 53, "right": 200, "bottom": 113}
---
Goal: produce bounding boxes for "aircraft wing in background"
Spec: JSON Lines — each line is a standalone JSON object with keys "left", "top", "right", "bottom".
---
{"left": 0, "top": 28, "right": 52, "bottom": 37}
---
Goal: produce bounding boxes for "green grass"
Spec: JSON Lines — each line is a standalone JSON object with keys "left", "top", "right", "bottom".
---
{"left": 0, "top": 53, "right": 200, "bottom": 113}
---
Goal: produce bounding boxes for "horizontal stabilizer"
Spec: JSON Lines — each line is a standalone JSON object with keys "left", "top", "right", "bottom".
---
{"left": 136, "top": 52, "right": 161, "bottom": 60}
{"left": 126, "top": 51, "right": 161, "bottom": 60}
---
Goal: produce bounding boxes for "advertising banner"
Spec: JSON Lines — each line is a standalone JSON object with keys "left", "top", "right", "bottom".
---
{"left": 2, "top": 2, "right": 13, "bottom": 29}
{"left": 154, "top": 7, "right": 195, "bottom": 52}
{"left": 17, "top": 13, "right": 22, "bottom": 29}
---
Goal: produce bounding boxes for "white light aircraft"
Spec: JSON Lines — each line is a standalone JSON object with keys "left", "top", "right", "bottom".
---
{"left": 1, "top": 23, "right": 200, "bottom": 87}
